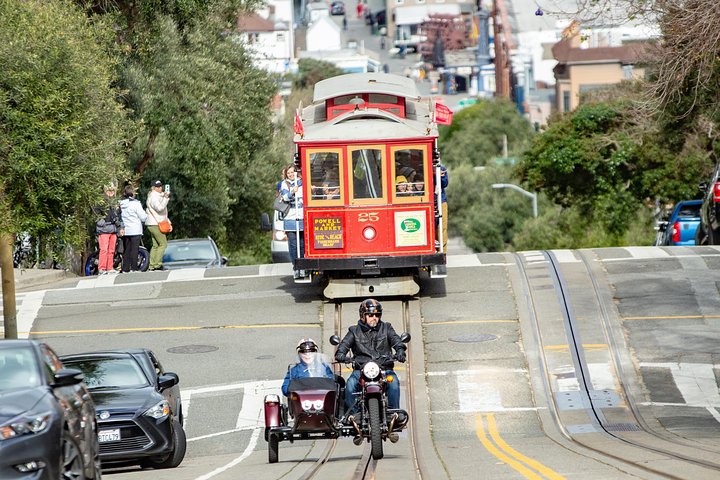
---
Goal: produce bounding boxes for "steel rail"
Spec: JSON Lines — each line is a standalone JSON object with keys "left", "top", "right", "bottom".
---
{"left": 574, "top": 250, "right": 720, "bottom": 463}
{"left": 518, "top": 251, "right": 720, "bottom": 478}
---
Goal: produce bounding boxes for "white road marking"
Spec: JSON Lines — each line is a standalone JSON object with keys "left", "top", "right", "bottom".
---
{"left": 193, "top": 427, "right": 261, "bottom": 480}
{"left": 77, "top": 274, "right": 117, "bottom": 289}
{"left": 552, "top": 249, "right": 580, "bottom": 263}
{"left": 17, "top": 291, "right": 45, "bottom": 339}
{"left": 167, "top": 268, "right": 206, "bottom": 282}
{"left": 641, "top": 362, "right": 720, "bottom": 407}
{"left": 446, "top": 254, "right": 482, "bottom": 267}
{"left": 427, "top": 368, "right": 528, "bottom": 376}
{"left": 624, "top": 247, "right": 670, "bottom": 259}
{"left": 181, "top": 380, "right": 282, "bottom": 427}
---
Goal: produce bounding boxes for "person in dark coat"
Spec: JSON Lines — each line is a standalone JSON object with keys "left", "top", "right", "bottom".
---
{"left": 92, "top": 185, "right": 124, "bottom": 275}
{"left": 335, "top": 299, "right": 406, "bottom": 412}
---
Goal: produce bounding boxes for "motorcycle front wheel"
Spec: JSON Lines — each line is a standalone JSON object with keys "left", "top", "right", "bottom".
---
{"left": 368, "top": 397, "right": 384, "bottom": 460}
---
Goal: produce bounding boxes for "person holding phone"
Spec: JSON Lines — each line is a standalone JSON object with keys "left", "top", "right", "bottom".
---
{"left": 145, "top": 180, "right": 171, "bottom": 271}
{"left": 280, "top": 164, "right": 305, "bottom": 279}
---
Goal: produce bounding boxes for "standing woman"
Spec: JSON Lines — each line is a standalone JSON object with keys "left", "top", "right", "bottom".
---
{"left": 93, "top": 185, "right": 124, "bottom": 275}
{"left": 145, "top": 180, "right": 171, "bottom": 271}
{"left": 280, "top": 164, "right": 305, "bottom": 279}
{"left": 120, "top": 185, "right": 148, "bottom": 272}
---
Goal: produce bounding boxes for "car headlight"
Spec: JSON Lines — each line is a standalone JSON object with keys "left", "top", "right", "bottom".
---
{"left": 0, "top": 412, "right": 51, "bottom": 440}
{"left": 362, "top": 361, "right": 380, "bottom": 380}
{"left": 143, "top": 400, "right": 170, "bottom": 420}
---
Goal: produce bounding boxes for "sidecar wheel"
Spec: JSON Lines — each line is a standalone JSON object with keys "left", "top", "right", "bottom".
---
{"left": 368, "top": 397, "right": 384, "bottom": 460}
{"left": 268, "top": 433, "right": 279, "bottom": 464}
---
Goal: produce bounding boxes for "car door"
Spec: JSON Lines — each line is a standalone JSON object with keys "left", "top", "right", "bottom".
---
{"left": 147, "top": 350, "right": 182, "bottom": 423}
{"left": 40, "top": 344, "right": 95, "bottom": 464}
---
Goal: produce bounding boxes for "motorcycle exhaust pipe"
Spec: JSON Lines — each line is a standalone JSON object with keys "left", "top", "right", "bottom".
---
{"left": 387, "top": 413, "right": 400, "bottom": 443}
{"left": 387, "top": 413, "right": 398, "bottom": 433}
{"left": 348, "top": 415, "right": 362, "bottom": 437}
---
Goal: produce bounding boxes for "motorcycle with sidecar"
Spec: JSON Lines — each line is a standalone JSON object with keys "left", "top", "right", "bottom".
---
{"left": 263, "top": 332, "right": 411, "bottom": 462}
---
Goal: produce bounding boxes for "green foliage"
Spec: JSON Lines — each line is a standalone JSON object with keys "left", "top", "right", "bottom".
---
{"left": 294, "top": 59, "right": 345, "bottom": 89}
{"left": 0, "top": 0, "right": 132, "bottom": 245}
{"left": 439, "top": 99, "right": 535, "bottom": 169}
{"left": 125, "top": 19, "right": 278, "bottom": 250}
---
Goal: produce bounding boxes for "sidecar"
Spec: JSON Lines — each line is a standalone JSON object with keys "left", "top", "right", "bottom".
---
{"left": 264, "top": 376, "right": 352, "bottom": 463}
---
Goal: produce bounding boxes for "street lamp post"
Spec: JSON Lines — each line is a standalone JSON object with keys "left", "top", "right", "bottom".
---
{"left": 492, "top": 183, "right": 537, "bottom": 218}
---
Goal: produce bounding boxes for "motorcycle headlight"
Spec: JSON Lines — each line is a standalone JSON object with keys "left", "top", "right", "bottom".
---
{"left": 143, "top": 400, "right": 170, "bottom": 420}
{"left": 362, "top": 361, "right": 380, "bottom": 380}
{"left": 0, "top": 412, "right": 51, "bottom": 441}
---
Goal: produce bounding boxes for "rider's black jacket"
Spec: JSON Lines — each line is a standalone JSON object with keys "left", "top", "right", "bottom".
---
{"left": 335, "top": 320, "right": 405, "bottom": 370}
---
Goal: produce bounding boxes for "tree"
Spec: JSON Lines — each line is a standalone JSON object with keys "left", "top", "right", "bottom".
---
{"left": 123, "top": 19, "right": 278, "bottom": 249}
{"left": 0, "top": 0, "right": 132, "bottom": 337}
{"left": 439, "top": 99, "right": 535, "bottom": 169}
{"left": 294, "top": 59, "right": 345, "bottom": 89}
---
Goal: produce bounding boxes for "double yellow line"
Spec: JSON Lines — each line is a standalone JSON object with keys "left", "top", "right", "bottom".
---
{"left": 475, "top": 414, "right": 565, "bottom": 480}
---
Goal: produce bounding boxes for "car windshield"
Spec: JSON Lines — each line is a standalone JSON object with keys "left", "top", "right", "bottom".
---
{"left": 163, "top": 242, "right": 216, "bottom": 262}
{"left": 63, "top": 357, "right": 149, "bottom": 389}
{"left": 0, "top": 347, "right": 41, "bottom": 391}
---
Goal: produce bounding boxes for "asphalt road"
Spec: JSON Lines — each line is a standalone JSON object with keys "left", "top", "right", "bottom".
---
{"left": 11, "top": 245, "right": 720, "bottom": 479}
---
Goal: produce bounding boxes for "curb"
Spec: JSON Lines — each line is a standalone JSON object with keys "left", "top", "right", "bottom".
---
{"left": 13, "top": 269, "right": 69, "bottom": 290}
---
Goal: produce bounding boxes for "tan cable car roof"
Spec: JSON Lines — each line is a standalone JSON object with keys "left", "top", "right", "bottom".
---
{"left": 312, "top": 73, "right": 421, "bottom": 103}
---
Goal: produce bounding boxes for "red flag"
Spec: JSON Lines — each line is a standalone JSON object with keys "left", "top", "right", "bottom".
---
{"left": 294, "top": 112, "right": 304, "bottom": 136}
{"left": 434, "top": 102, "right": 453, "bottom": 125}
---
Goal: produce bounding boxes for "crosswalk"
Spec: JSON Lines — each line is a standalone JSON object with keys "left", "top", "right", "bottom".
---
{"left": 0, "top": 291, "right": 45, "bottom": 339}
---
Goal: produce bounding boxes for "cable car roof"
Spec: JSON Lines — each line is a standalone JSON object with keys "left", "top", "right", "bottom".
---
{"left": 313, "top": 73, "right": 421, "bottom": 103}
{"left": 297, "top": 110, "right": 437, "bottom": 142}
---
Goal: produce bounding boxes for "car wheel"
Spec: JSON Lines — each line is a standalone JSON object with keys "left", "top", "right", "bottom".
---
{"left": 61, "top": 430, "right": 86, "bottom": 480}
{"left": 268, "top": 432, "right": 279, "bottom": 464}
{"left": 708, "top": 227, "right": 720, "bottom": 245}
{"left": 142, "top": 420, "right": 187, "bottom": 469}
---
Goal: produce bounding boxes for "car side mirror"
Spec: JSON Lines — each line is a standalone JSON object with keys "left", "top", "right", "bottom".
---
{"left": 260, "top": 212, "right": 271, "bottom": 231}
{"left": 329, "top": 335, "right": 341, "bottom": 346}
{"left": 655, "top": 221, "right": 668, "bottom": 232}
{"left": 52, "top": 368, "right": 84, "bottom": 388}
{"left": 399, "top": 332, "right": 411, "bottom": 344}
{"left": 221, "top": 256, "right": 229, "bottom": 266}
{"left": 699, "top": 182, "right": 708, "bottom": 193}
{"left": 158, "top": 373, "right": 179, "bottom": 391}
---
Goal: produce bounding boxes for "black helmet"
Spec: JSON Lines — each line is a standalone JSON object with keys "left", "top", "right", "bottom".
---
{"left": 359, "top": 298, "right": 382, "bottom": 319}
{"left": 296, "top": 338, "right": 318, "bottom": 353}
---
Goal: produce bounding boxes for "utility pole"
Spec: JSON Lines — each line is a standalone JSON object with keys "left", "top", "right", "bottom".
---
{"left": 0, "top": 233, "right": 17, "bottom": 339}
{"left": 492, "top": 0, "right": 511, "bottom": 98}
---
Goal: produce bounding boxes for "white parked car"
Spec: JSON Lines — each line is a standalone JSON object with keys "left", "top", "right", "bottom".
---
{"left": 261, "top": 211, "right": 290, "bottom": 263}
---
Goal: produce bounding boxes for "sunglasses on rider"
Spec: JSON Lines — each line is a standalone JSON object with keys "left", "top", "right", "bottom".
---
{"left": 299, "top": 347, "right": 317, "bottom": 353}
{"left": 365, "top": 313, "right": 381, "bottom": 318}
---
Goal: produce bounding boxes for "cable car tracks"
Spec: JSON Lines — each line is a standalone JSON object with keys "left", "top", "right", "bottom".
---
{"left": 292, "top": 299, "right": 423, "bottom": 480}
{"left": 515, "top": 250, "right": 720, "bottom": 478}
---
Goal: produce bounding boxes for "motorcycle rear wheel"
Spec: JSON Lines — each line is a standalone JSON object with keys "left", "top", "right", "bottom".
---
{"left": 368, "top": 397, "right": 384, "bottom": 460}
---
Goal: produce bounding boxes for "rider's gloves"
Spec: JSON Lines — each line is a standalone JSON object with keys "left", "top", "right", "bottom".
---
{"left": 343, "top": 354, "right": 353, "bottom": 363}
{"left": 395, "top": 350, "right": 407, "bottom": 363}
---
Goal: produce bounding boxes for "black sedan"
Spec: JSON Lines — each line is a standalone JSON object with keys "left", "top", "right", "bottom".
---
{"left": 60, "top": 349, "right": 186, "bottom": 469}
{"left": 0, "top": 340, "right": 101, "bottom": 479}
{"left": 161, "top": 236, "right": 228, "bottom": 270}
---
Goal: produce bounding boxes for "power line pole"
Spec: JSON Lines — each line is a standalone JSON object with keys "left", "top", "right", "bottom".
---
{"left": 492, "top": 0, "right": 511, "bottom": 98}
{"left": 1, "top": 233, "right": 18, "bottom": 339}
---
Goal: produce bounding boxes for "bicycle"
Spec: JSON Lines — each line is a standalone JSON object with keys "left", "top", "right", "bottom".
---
{"left": 84, "top": 236, "right": 149, "bottom": 276}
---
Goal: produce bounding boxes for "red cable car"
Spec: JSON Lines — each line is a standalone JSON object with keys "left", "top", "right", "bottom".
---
{"left": 293, "top": 73, "right": 447, "bottom": 299}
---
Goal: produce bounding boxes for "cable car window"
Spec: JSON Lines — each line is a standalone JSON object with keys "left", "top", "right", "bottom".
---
{"left": 308, "top": 151, "right": 343, "bottom": 204}
{"left": 368, "top": 94, "right": 398, "bottom": 104}
{"left": 393, "top": 148, "right": 426, "bottom": 201}
{"left": 351, "top": 148, "right": 384, "bottom": 201}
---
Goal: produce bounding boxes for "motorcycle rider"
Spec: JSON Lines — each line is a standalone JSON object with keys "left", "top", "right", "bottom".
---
{"left": 334, "top": 299, "right": 407, "bottom": 413}
{"left": 282, "top": 338, "right": 334, "bottom": 397}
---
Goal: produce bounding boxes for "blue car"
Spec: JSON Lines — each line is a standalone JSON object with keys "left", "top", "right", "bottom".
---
{"left": 656, "top": 200, "right": 702, "bottom": 246}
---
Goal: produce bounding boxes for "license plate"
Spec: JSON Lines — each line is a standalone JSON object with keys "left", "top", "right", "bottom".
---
{"left": 98, "top": 429, "right": 121, "bottom": 443}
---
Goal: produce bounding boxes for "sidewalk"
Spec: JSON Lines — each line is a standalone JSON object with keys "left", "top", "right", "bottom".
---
{"left": 2, "top": 267, "right": 71, "bottom": 290}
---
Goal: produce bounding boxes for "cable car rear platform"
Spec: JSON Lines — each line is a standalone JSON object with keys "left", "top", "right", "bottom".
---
{"left": 295, "top": 254, "right": 447, "bottom": 299}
